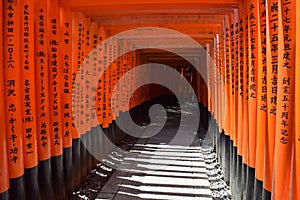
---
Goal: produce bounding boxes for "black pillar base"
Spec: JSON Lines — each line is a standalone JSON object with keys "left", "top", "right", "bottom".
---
{"left": 254, "top": 179, "right": 263, "bottom": 200}
{"left": 86, "top": 130, "right": 93, "bottom": 173}
{"left": 51, "top": 155, "right": 66, "bottom": 200}
{"left": 0, "top": 191, "right": 9, "bottom": 200}
{"left": 91, "top": 126, "right": 100, "bottom": 168}
{"left": 9, "top": 176, "right": 26, "bottom": 200}
{"left": 246, "top": 166, "right": 255, "bottom": 200}
{"left": 38, "top": 159, "right": 54, "bottom": 200}
{"left": 24, "top": 166, "right": 41, "bottom": 200}
{"left": 262, "top": 188, "right": 271, "bottom": 200}
{"left": 236, "top": 155, "right": 243, "bottom": 199}
{"left": 242, "top": 163, "right": 248, "bottom": 199}
{"left": 63, "top": 147, "right": 73, "bottom": 199}
{"left": 72, "top": 139, "right": 81, "bottom": 187}
{"left": 80, "top": 134, "right": 88, "bottom": 183}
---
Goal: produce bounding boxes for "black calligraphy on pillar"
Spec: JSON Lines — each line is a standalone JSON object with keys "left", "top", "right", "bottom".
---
{"left": 245, "top": 15, "right": 250, "bottom": 100}
{"left": 23, "top": 4, "right": 34, "bottom": 155}
{"left": 85, "top": 27, "right": 91, "bottom": 126}
{"left": 230, "top": 23, "right": 235, "bottom": 95}
{"left": 6, "top": 0, "right": 19, "bottom": 164}
{"left": 63, "top": 22, "right": 71, "bottom": 139}
{"left": 90, "top": 31, "right": 98, "bottom": 122}
{"left": 239, "top": 19, "right": 244, "bottom": 97}
{"left": 269, "top": 1, "right": 279, "bottom": 116}
{"left": 37, "top": 8, "right": 48, "bottom": 148}
{"left": 122, "top": 44, "right": 128, "bottom": 110}
{"left": 49, "top": 18, "right": 60, "bottom": 146}
{"left": 96, "top": 34, "right": 103, "bottom": 120}
{"left": 102, "top": 42, "right": 108, "bottom": 123}
{"left": 78, "top": 23, "right": 85, "bottom": 128}
{"left": 280, "top": 0, "right": 293, "bottom": 144}
{"left": 116, "top": 42, "right": 122, "bottom": 113}
{"left": 225, "top": 27, "right": 230, "bottom": 86}
{"left": 235, "top": 22, "right": 239, "bottom": 93}
{"left": 249, "top": 3, "right": 257, "bottom": 99}
{"left": 260, "top": 0, "right": 268, "bottom": 112}
{"left": 108, "top": 43, "right": 113, "bottom": 120}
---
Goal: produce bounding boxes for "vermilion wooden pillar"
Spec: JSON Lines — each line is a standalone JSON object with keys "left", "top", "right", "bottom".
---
{"left": 0, "top": 0, "right": 10, "bottom": 198}
{"left": 294, "top": 1, "right": 300, "bottom": 199}
{"left": 272, "top": 0, "right": 295, "bottom": 198}
{"left": 3, "top": 0, "right": 26, "bottom": 199}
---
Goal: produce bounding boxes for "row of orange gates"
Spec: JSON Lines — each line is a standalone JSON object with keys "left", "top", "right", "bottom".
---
{"left": 1, "top": 0, "right": 300, "bottom": 200}
{"left": 0, "top": 0, "right": 208, "bottom": 199}
{"left": 0, "top": 0, "right": 207, "bottom": 200}
{"left": 208, "top": 0, "right": 300, "bottom": 199}
{"left": 183, "top": 0, "right": 300, "bottom": 199}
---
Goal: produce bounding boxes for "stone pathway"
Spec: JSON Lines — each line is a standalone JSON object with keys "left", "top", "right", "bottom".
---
{"left": 96, "top": 137, "right": 212, "bottom": 200}
{"left": 95, "top": 103, "right": 218, "bottom": 200}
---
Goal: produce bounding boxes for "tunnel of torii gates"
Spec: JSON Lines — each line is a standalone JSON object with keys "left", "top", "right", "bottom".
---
{"left": 1, "top": 0, "right": 300, "bottom": 199}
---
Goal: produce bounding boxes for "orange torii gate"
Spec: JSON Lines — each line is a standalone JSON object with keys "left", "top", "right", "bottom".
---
{"left": 1, "top": 0, "right": 300, "bottom": 199}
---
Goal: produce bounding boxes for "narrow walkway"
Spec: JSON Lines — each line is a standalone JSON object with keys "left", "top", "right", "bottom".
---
{"left": 96, "top": 140, "right": 211, "bottom": 200}
{"left": 96, "top": 103, "right": 213, "bottom": 200}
